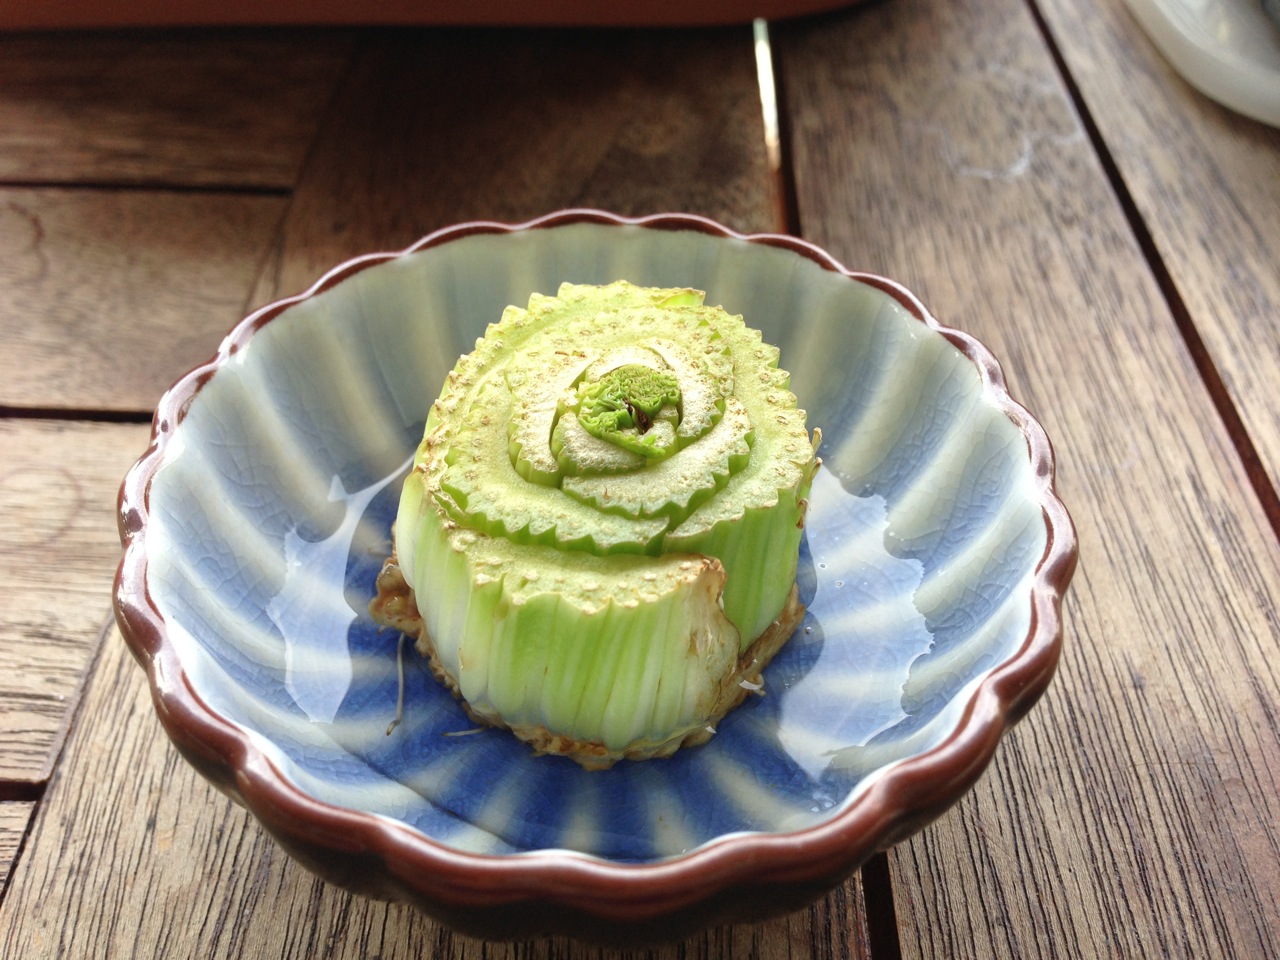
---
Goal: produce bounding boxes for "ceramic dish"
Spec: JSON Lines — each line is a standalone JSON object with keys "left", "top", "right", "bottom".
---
{"left": 1124, "top": 0, "right": 1280, "bottom": 126}
{"left": 116, "top": 210, "right": 1076, "bottom": 943}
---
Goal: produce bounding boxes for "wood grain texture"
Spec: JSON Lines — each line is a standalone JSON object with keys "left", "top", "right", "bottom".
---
{"left": 1032, "top": 0, "right": 1280, "bottom": 508}
{"left": 0, "top": 32, "right": 352, "bottom": 189}
{"left": 0, "top": 626, "right": 872, "bottom": 959}
{"left": 0, "top": 188, "right": 285, "bottom": 412}
{"left": 0, "top": 803, "right": 34, "bottom": 895}
{"left": 776, "top": 0, "right": 1280, "bottom": 957}
{"left": 0, "top": 421, "right": 152, "bottom": 785}
{"left": 249, "top": 26, "right": 778, "bottom": 306}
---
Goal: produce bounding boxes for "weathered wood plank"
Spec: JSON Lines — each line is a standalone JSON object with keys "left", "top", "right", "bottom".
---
{"left": 1034, "top": 0, "right": 1280, "bottom": 508}
{"left": 0, "top": 804, "right": 34, "bottom": 893}
{"left": 0, "top": 627, "right": 872, "bottom": 959}
{"left": 0, "top": 32, "right": 352, "bottom": 189}
{"left": 775, "top": 0, "right": 1280, "bottom": 957}
{"left": 0, "top": 421, "right": 152, "bottom": 784}
{"left": 249, "top": 26, "right": 778, "bottom": 306}
{"left": 0, "top": 188, "right": 285, "bottom": 412}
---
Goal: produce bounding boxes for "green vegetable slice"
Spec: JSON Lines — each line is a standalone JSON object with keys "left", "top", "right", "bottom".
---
{"left": 386, "top": 281, "right": 819, "bottom": 767}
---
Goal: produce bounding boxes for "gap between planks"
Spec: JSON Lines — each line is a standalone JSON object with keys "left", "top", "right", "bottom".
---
{"left": 0, "top": 179, "right": 290, "bottom": 197}
{"left": 757, "top": 18, "right": 803, "bottom": 238}
{"left": 1023, "top": 0, "right": 1280, "bottom": 543}
{"left": 0, "top": 612, "right": 118, "bottom": 801}
{"left": 0, "top": 613, "right": 117, "bottom": 911}
{"left": 861, "top": 852, "right": 905, "bottom": 960}
{"left": 0, "top": 801, "right": 38, "bottom": 914}
{"left": 761, "top": 16, "right": 899, "bottom": 959}
{"left": 0, "top": 406, "right": 154, "bottom": 424}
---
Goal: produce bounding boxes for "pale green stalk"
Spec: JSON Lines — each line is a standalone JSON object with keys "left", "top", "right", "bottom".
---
{"left": 392, "top": 281, "right": 818, "bottom": 764}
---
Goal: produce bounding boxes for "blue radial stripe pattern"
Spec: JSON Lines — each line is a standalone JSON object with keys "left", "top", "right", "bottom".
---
{"left": 144, "top": 223, "right": 1047, "bottom": 863}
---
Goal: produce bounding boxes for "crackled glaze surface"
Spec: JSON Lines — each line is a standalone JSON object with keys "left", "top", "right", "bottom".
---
{"left": 138, "top": 221, "right": 1054, "bottom": 862}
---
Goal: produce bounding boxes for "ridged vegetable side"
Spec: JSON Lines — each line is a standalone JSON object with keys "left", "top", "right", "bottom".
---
{"left": 387, "top": 281, "right": 819, "bottom": 767}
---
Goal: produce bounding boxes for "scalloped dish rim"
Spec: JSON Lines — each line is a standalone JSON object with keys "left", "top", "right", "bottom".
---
{"left": 113, "top": 209, "right": 1078, "bottom": 936}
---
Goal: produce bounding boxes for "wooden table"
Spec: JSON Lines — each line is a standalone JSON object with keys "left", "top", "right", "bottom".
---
{"left": 2, "top": 1, "right": 1278, "bottom": 955}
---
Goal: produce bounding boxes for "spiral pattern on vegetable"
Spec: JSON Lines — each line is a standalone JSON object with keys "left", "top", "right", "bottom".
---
{"left": 385, "top": 281, "right": 819, "bottom": 767}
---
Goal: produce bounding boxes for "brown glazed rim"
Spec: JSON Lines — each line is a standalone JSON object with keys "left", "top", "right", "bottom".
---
{"left": 115, "top": 210, "right": 1078, "bottom": 927}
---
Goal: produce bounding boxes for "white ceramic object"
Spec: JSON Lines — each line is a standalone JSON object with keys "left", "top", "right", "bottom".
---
{"left": 1125, "top": 0, "right": 1280, "bottom": 125}
{"left": 116, "top": 211, "right": 1077, "bottom": 943}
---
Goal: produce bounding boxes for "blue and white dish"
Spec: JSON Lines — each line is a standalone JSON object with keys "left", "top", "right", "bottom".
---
{"left": 117, "top": 211, "right": 1076, "bottom": 941}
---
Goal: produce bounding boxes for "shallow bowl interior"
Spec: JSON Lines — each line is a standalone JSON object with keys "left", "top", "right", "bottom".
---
{"left": 119, "top": 213, "right": 1073, "bottom": 936}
